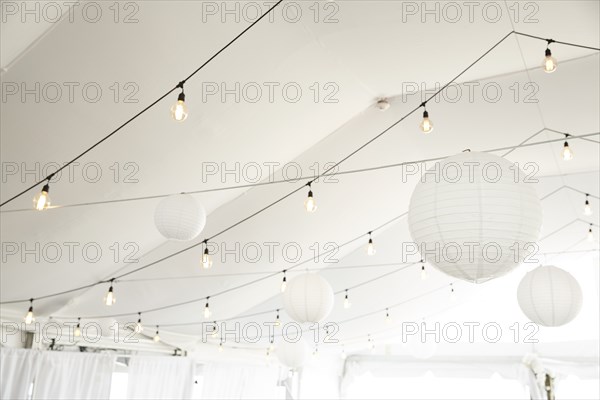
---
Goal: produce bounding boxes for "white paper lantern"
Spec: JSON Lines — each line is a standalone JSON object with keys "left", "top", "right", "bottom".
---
{"left": 406, "top": 332, "right": 438, "bottom": 360}
{"left": 408, "top": 151, "right": 542, "bottom": 283}
{"left": 283, "top": 273, "right": 334, "bottom": 324}
{"left": 154, "top": 194, "right": 206, "bottom": 241}
{"left": 277, "top": 339, "right": 309, "bottom": 369}
{"left": 517, "top": 265, "right": 582, "bottom": 327}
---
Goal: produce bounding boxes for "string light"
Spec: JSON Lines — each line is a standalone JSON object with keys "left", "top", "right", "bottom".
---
{"left": 170, "top": 82, "right": 189, "bottom": 122}
{"left": 204, "top": 298, "right": 211, "bottom": 319}
{"left": 33, "top": 182, "right": 51, "bottom": 211}
{"left": 104, "top": 279, "right": 116, "bottom": 306}
{"left": 304, "top": 183, "right": 317, "bottom": 213}
{"left": 385, "top": 308, "right": 391, "bottom": 324}
{"left": 312, "top": 345, "right": 319, "bottom": 357}
{"left": 275, "top": 309, "right": 280, "bottom": 326}
{"left": 269, "top": 338, "right": 275, "bottom": 353}
{"left": 24, "top": 299, "right": 34, "bottom": 325}
{"left": 450, "top": 283, "right": 456, "bottom": 301}
{"left": 201, "top": 241, "right": 213, "bottom": 269}
{"left": 211, "top": 321, "right": 218, "bottom": 338}
{"left": 344, "top": 289, "right": 351, "bottom": 309}
{"left": 74, "top": 318, "right": 81, "bottom": 337}
{"left": 153, "top": 326, "right": 160, "bottom": 342}
{"left": 584, "top": 194, "right": 593, "bottom": 216}
{"left": 588, "top": 224, "right": 595, "bottom": 242}
{"left": 562, "top": 135, "right": 573, "bottom": 161}
{"left": 280, "top": 271, "right": 287, "bottom": 293}
{"left": 366, "top": 232, "right": 376, "bottom": 255}
{"left": 419, "top": 104, "right": 433, "bottom": 133}
{"left": 542, "top": 41, "right": 557, "bottom": 73}
{"left": 135, "top": 312, "right": 143, "bottom": 333}
{"left": 218, "top": 340, "right": 223, "bottom": 352}
{"left": 368, "top": 334, "right": 375, "bottom": 351}
{"left": 421, "top": 259, "right": 428, "bottom": 281}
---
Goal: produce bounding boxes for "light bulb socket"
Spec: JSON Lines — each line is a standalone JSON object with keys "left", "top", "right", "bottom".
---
{"left": 41, "top": 184, "right": 50, "bottom": 193}
{"left": 564, "top": 141, "right": 569, "bottom": 147}
{"left": 178, "top": 92, "right": 185, "bottom": 102}
{"left": 545, "top": 48, "right": 552, "bottom": 57}
{"left": 28, "top": 306, "right": 33, "bottom": 312}
{"left": 308, "top": 190, "right": 313, "bottom": 197}
{"left": 204, "top": 248, "right": 209, "bottom": 255}
{"left": 368, "top": 238, "right": 373, "bottom": 245}
{"left": 423, "top": 110, "right": 429, "bottom": 118}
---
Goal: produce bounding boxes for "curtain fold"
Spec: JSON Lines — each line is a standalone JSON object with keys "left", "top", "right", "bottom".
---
{"left": 0, "top": 348, "right": 39, "bottom": 400}
{"left": 32, "top": 351, "right": 115, "bottom": 399}
{"left": 126, "top": 356, "right": 196, "bottom": 399}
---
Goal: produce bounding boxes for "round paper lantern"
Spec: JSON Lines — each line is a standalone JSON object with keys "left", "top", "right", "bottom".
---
{"left": 154, "top": 194, "right": 206, "bottom": 241}
{"left": 408, "top": 151, "right": 542, "bottom": 283}
{"left": 277, "top": 339, "right": 309, "bottom": 369}
{"left": 517, "top": 265, "right": 582, "bottom": 327}
{"left": 406, "top": 332, "right": 438, "bottom": 360}
{"left": 283, "top": 273, "right": 334, "bottom": 324}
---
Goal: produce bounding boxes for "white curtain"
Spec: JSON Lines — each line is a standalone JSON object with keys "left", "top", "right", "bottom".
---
{"left": 126, "top": 356, "right": 196, "bottom": 399}
{"left": 32, "top": 351, "right": 115, "bottom": 399}
{"left": 201, "top": 363, "right": 281, "bottom": 399}
{"left": 0, "top": 348, "right": 39, "bottom": 400}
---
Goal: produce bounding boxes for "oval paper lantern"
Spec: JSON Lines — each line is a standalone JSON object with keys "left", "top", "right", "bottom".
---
{"left": 277, "top": 339, "right": 309, "bottom": 369}
{"left": 154, "top": 194, "right": 206, "bottom": 241}
{"left": 408, "top": 151, "right": 542, "bottom": 283}
{"left": 517, "top": 265, "right": 582, "bottom": 327}
{"left": 283, "top": 273, "right": 334, "bottom": 324}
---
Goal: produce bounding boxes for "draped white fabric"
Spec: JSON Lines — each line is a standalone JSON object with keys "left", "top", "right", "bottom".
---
{"left": 201, "top": 363, "right": 281, "bottom": 399}
{"left": 0, "top": 348, "right": 39, "bottom": 400}
{"left": 32, "top": 351, "right": 115, "bottom": 399}
{"left": 126, "top": 356, "right": 196, "bottom": 399}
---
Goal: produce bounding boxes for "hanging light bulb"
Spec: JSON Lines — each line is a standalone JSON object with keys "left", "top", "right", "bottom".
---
{"left": 421, "top": 260, "right": 428, "bottom": 281}
{"left": 304, "top": 183, "right": 317, "bottom": 213}
{"left": 588, "top": 224, "right": 595, "bottom": 242}
{"left": 450, "top": 283, "right": 456, "bottom": 301}
{"left": 419, "top": 107, "right": 433, "bottom": 133}
{"left": 344, "top": 289, "right": 351, "bottom": 309}
{"left": 312, "top": 345, "right": 319, "bottom": 357}
{"left": 204, "top": 298, "right": 211, "bottom": 319}
{"left": 368, "top": 335, "right": 375, "bottom": 351}
{"left": 584, "top": 194, "right": 593, "bottom": 216}
{"left": 341, "top": 346, "right": 347, "bottom": 360}
{"left": 74, "top": 318, "right": 81, "bottom": 337}
{"left": 562, "top": 136, "right": 573, "bottom": 161}
{"left": 33, "top": 183, "right": 51, "bottom": 211}
{"left": 24, "top": 299, "right": 34, "bottom": 325}
{"left": 170, "top": 83, "right": 189, "bottom": 122}
{"left": 135, "top": 313, "right": 143, "bottom": 333}
{"left": 280, "top": 271, "right": 287, "bottom": 293}
{"left": 218, "top": 341, "right": 223, "bottom": 352}
{"left": 211, "top": 321, "right": 218, "bottom": 338}
{"left": 201, "top": 242, "right": 213, "bottom": 269}
{"left": 542, "top": 47, "right": 557, "bottom": 73}
{"left": 385, "top": 308, "right": 391, "bottom": 324}
{"left": 366, "top": 232, "right": 376, "bottom": 255}
{"left": 153, "top": 326, "right": 160, "bottom": 342}
{"left": 269, "top": 339, "right": 275, "bottom": 353}
{"left": 275, "top": 309, "right": 280, "bottom": 327}
{"left": 104, "top": 280, "right": 116, "bottom": 306}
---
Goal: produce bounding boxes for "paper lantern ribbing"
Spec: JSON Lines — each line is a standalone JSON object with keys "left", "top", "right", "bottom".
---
{"left": 408, "top": 151, "right": 542, "bottom": 283}
{"left": 517, "top": 265, "right": 582, "bottom": 327}
{"left": 283, "top": 274, "right": 334, "bottom": 324}
{"left": 154, "top": 194, "right": 206, "bottom": 241}
{"left": 277, "top": 339, "right": 309, "bottom": 369}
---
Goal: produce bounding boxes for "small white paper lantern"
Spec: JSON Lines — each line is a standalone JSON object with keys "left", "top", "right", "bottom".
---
{"left": 277, "top": 339, "right": 309, "bottom": 369}
{"left": 408, "top": 151, "right": 542, "bottom": 283}
{"left": 154, "top": 194, "right": 206, "bottom": 241}
{"left": 283, "top": 273, "right": 334, "bottom": 324}
{"left": 517, "top": 265, "right": 582, "bottom": 327}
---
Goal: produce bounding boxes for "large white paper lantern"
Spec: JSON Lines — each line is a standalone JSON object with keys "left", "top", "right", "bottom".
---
{"left": 283, "top": 273, "right": 334, "bottom": 324}
{"left": 277, "top": 339, "right": 309, "bottom": 369}
{"left": 517, "top": 265, "right": 582, "bottom": 327}
{"left": 154, "top": 194, "right": 206, "bottom": 241}
{"left": 408, "top": 151, "right": 542, "bottom": 283}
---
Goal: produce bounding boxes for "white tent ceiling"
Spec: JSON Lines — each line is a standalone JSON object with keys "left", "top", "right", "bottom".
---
{"left": 1, "top": 1, "right": 599, "bottom": 356}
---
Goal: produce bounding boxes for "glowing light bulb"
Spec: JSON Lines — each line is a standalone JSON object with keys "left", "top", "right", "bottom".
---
{"left": 304, "top": 187, "right": 317, "bottom": 213}
{"left": 153, "top": 327, "right": 160, "bottom": 342}
{"left": 584, "top": 196, "right": 592, "bottom": 216}
{"left": 341, "top": 349, "right": 347, "bottom": 360}
{"left": 74, "top": 319, "right": 81, "bottom": 337}
{"left": 366, "top": 236, "right": 376, "bottom": 256}
{"left": 420, "top": 110, "right": 433, "bottom": 133}
{"left": 204, "top": 300, "right": 211, "bottom": 319}
{"left": 588, "top": 226, "right": 594, "bottom": 242}
{"left": 269, "top": 341, "right": 275, "bottom": 352}
{"left": 218, "top": 342, "right": 223, "bottom": 352}
{"left": 211, "top": 322, "right": 218, "bottom": 338}
{"left": 385, "top": 309, "right": 391, "bottom": 324}
{"left": 542, "top": 48, "right": 557, "bottom": 73}
{"left": 421, "top": 264, "right": 428, "bottom": 281}
{"left": 135, "top": 314, "right": 143, "bottom": 333}
{"left": 450, "top": 284, "right": 457, "bottom": 301}
{"left": 562, "top": 141, "right": 573, "bottom": 161}
{"left": 344, "top": 291, "right": 351, "bottom": 309}
{"left": 24, "top": 300, "right": 34, "bottom": 325}
{"left": 104, "top": 283, "right": 116, "bottom": 306}
{"left": 275, "top": 310, "right": 280, "bottom": 327}
{"left": 33, "top": 184, "right": 51, "bottom": 211}
{"left": 201, "top": 248, "right": 213, "bottom": 269}
{"left": 280, "top": 273, "right": 287, "bottom": 293}
{"left": 170, "top": 92, "right": 188, "bottom": 121}
{"left": 312, "top": 346, "right": 319, "bottom": 357}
